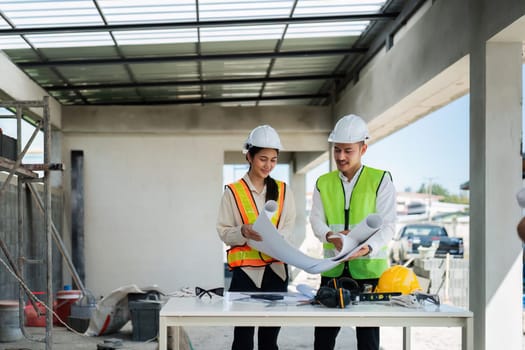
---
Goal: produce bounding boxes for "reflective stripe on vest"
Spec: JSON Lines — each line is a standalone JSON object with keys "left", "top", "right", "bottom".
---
{"left": 226, "top": 179, "right": 286, "bottom": 269}
{"left": 317, "top": 166, "right": 389, "bottom": 279}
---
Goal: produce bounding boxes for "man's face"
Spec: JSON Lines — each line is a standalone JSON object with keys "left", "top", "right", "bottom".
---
{"left": 333, "top": 142, "right": 367, "bottom": 175}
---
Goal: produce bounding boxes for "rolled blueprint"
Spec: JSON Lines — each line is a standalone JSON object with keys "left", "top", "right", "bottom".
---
{"left": 248, "top": 201, "right": 383, "bottom": 274}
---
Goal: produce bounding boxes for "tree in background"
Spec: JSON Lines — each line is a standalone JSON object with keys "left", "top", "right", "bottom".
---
{"left": 417, "top": 183, "right": 469, "bottom": 204}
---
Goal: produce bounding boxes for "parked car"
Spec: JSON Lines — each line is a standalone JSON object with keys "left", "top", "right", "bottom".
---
{"left": 389, "top": 223, "right": 464, "bottom": 263}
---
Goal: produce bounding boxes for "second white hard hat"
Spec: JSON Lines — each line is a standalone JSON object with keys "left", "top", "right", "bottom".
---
{"left": 244, "top": 125, "right": 283, "bottom": 153}
{"left": 328, "top": 114, "right": 370, "bottom": 143}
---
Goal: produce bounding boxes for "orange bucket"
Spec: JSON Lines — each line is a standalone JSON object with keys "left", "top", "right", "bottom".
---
{"left": 24, "top": 292, "right": 47, "bottom": 327}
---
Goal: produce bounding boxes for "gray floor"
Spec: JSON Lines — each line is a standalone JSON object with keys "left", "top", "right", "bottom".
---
{"left": 1, "top": 322, "right": 468, "bottom": 350}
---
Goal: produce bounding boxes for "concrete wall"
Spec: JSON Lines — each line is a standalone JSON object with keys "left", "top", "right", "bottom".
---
{"left": 61, "top": 105, "right": 330, "bottom": 297}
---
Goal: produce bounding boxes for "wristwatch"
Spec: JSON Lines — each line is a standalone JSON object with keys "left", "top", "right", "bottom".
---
{"left": 367, "top": 245, "right": 373, "bottom": 255}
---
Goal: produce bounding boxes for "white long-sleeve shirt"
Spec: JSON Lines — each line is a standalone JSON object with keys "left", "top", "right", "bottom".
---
{"left": 217, "top": 173, "right": 296, "bottom": 288}
{"left": 309, "top": 165, "right": 396, "bottom": 255}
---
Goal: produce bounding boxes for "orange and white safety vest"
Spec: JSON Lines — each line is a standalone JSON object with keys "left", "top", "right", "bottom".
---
{"left": 226, "top": 178, "right": 286, "bottom": 269}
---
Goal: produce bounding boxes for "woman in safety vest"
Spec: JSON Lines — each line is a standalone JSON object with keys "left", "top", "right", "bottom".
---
{"left": 216, "top": 124, "right": 296, "bottom": 350}
{"left": 310, "top": 114, "right": 397, "bottom": 350}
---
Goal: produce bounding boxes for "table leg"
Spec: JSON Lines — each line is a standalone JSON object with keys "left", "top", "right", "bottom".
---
{"left": 172, "top": 326, "right": 181, "bottom": 350}
{"left": 462, "top": 317, "right": 473, "bottom": 350}
{"left": 402, "top": 326, "right": 411, "bottom": 350}
{"left": 159, "top": 317, "right": 167, "bottom": 350}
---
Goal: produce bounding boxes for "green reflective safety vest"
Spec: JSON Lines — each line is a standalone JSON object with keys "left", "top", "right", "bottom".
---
{"left": 317, "top": 166, "right": 389, "bottom": 279}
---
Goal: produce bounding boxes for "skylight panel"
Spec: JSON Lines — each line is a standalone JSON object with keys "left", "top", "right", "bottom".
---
{"left": 201, "top": 25, "right": 284, "bottom": 42}
{"left": 0, "top": 17, "right": 11, "bottom": 29}
{"left": 293, "top": 0, "right": 386, "bottom": 16}
{"left": 199, "top": 0, "right": 293, "bottom": 20}
{"left": 25, "top": 32, "right": 114, "bottom": 48}
{"left": 98, "top": 0, "right": 196, "bottom": 24}
{"left": 1, "top": 0, "right": 103, "bottom": 27}
{"left": 113, "top": 29, "right": 197, "bottom": 45}
{"left": 0, "top": 35, "right": 30, "bottom": 49}
{"left": 286, "top": 21, "right": 369, "bottom": 39}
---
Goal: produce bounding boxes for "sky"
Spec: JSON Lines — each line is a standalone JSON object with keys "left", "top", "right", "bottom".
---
{"left": 363, "top": 95, "right": 470, "bottom": 194}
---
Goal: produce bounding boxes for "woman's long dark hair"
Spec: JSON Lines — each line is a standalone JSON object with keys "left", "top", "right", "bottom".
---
{"left": 246, "top": 146, "right": 279, "bottom": 202}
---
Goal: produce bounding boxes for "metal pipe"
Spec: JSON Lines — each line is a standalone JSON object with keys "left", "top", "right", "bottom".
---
{"left": 27, "top": 183, "right": 90, "bottom": 300}
{"left": 0, "top": 239, "right": 41, "bottom": 314}
{"left": 14, "top": 106, "right": 44, "bottom": 343}
{"left": 43, "top": 96, "right": 53, "bottom": 350}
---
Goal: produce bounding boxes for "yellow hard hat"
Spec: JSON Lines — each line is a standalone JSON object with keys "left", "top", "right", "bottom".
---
{"left": 375, "top": 265, "right": 422, "bottom": 295}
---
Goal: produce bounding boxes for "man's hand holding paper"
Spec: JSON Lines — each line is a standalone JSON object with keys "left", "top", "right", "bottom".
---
{"left": 248, "top": 200, "right": 382, "bottom": 274}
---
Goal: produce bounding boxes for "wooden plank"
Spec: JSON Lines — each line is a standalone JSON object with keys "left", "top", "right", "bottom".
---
{"left": 0, "top": 156, "right": 38, "bottom": 178}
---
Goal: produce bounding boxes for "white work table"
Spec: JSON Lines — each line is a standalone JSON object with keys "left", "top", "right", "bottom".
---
{"left": 159, "top": 293, "right": 473, "bottom": 350}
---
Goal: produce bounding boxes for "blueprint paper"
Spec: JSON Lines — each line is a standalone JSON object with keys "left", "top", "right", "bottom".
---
{"left": 248, "top": 201, "right": 382, "bottom": 274}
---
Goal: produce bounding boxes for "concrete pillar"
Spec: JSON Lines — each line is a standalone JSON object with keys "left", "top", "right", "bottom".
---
{"left": 469, "top": 41, "right": 523, "bottom": 350}
{"left": 290, "top": 168, "right": 306, "bottom": 281}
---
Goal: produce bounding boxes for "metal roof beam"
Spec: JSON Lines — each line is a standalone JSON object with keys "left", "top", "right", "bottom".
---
{"left": 0, "top": 13, "right": 398, "bottom": 36}
{"left": 18, "top": 49, "right": 367, "bottom": 68}
{"left": 45, "top": 74, "right": 344, "bottom": 91}
{"left": 86, "top": 93, "right": 330, "bottom": 105}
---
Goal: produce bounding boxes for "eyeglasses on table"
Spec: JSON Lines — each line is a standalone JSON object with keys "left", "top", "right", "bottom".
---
{"left": 195, "top": 286, "right": 224, "bottom": 299}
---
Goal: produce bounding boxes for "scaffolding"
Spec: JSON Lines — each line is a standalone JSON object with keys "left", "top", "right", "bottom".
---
{"left": 0, "top": 97, "right": 54, "bottom": 349}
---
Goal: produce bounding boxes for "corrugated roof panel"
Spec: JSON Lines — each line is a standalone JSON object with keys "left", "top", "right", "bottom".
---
{"left": 57, "top": 65, "right": 130, "bottom": 84}
{"left": 204, "top": 83, "right": 263, "bottom": 95}
{"left": 39, "top": 46, "right": 119, "bottom": 60}
{"left": 139, "top": 86, "right": 202, "bottom": 96}
{"left": 286, "top": 21, "right": 369, "bottom": 39}
{"left": 0, "top": 16, "right": 11, "bottom": 28}
{"left": 263, "top": 80, "right": 324, "bottom": 95}
{"left": 198, "top": 0, "right": 294, "bottom": 20}
{"left": 272, "top": 56, "right": 342, "bottom": 75}
{"left": 0, "top": 35, "right": 30, "bottom": 49}
{"left": 131, "top": 62, "right": 200, "bottom": 81}
{"left": 2, "top": 48, "right": 40, "bottom": 61}
{"left": 202, "top": 59, "right": 270, "bottom": 79}
{"left": 207, "top": 90, "right": 260, "bottom": 99}
{"left": 113, "top": 29, "right": 197, "bottom": 45}
{"left": 97, "top": 0, "right": 196, "bottom": 23}
{"left": 200, "top": 25, "right": 285, "bottom": 42}
{"left": 25, "top": 32, "right": 114, "bottom": 48}
{"left": 24, "top": 68, "right": 64, "bottom": 85}
{"left": 0, "top": 0, "right": 408, "bottom": 106}
{"left": 119, "top": 43, "right": 197, "bottom": 57}
{"left": 1, "top": 0, "right": 103, "bottom": 27}
{"left": 293, "top": 0, "right": 386, "bottom": 16}
{"left": 200, "top": 40, "right": 278, "bottom": 54}
{"left": 280, "top": 36, "right": 357, "bottom": 51}
{"left": 85, "top": 91, "right": 142, "bottom": 104}
{"left": 48, "top": 91, "right": 85, "bottom": 105}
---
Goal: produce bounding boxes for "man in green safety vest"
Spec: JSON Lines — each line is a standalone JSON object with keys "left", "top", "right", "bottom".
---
{"left": 310, "top": 114, "right": 397, "bottom": 350}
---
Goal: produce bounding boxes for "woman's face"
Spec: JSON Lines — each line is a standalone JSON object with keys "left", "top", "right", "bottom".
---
{"left": 248, "top": 148, "right": 278, "bottom": 179}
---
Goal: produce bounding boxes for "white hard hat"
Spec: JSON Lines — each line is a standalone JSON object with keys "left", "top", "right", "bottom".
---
{"left": 243, "top": 125, "right": 283, "bottom": 153}
{"left": 328, "top": 114, "right": 370, "bottom": 143}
